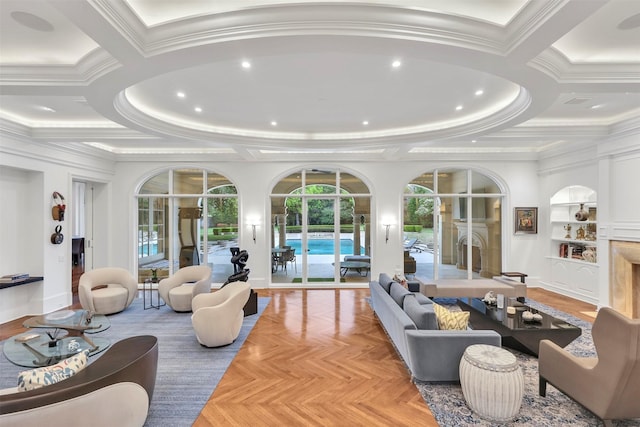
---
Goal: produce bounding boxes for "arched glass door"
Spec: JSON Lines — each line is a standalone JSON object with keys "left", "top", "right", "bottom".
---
{"left": 136, "top": 168, "right": 238, "bottom": 284}
{"left": 271, "top": 169, "right": 370, "bottom": 284}
{"left": 404, "top": 169, "right": 504, "bottom": 280}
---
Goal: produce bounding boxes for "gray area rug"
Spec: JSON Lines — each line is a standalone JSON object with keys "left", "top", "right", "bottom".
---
{"left": 0, "top": 296, "right": 270, "bottom": 427}
{"left": 417, "top": 298, "right": 639, "bottom": 426}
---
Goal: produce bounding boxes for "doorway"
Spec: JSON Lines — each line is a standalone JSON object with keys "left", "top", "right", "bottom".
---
{"left": 270, "top": 168, "right": 371, "bottom": 285}
{"left": 71, "top": 180, "right": 108, "bottom": 299}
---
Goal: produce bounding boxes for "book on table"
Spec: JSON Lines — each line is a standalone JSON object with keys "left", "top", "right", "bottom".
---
{"left": 0, "top": 273, "right": 30, "bottom": 283}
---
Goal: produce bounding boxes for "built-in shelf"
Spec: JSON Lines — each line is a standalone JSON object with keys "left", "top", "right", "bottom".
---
{"left": 0, "top": 276, "right": 44, "bottom": 290}
{"left": 547, "top": 185, "right": 598, "bottom": 298}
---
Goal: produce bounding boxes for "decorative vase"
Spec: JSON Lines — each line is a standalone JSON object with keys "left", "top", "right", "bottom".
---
{"left": 575, "top": 203, "right": 589, "bottom": 221}
{"left": 582, "top": 247, "right": 597, "bottom": 263}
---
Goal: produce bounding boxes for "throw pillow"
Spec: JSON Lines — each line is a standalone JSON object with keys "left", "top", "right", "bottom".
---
{"left": 433, "top": 303, "right": 470, "bottom": 330}
{"left": 18, "top": 349, "right": 89, "bottom": 391}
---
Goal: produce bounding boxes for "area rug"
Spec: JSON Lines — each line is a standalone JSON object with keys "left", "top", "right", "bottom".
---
{"left": 417, "top": 299, "right": 639, "bottom": 426}
{"left": 0, "top": 296, "right": 270, "bottom": 427}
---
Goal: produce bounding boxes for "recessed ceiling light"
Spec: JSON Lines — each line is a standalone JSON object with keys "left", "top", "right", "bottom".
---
{"left": 194, "top": 106, "right": 202, "bottom": 113}
{"left": 242, "top": 61, "right": 251, "bottom": 69}
{"left": 471, "top": 139, "right": 477, "bottom": 143}
{"left": 475, "top": 89, "right": 484, "bottom": 96}
{"left": 177, "top": 92, "right": 185, "bottom": 98}
{"left": 38, "top": 106, "right": 56, "bottom": 112}
{"left": 591, "top": 104, "right": 602, "bottom": 110}
{"left": 270, "top": 121, "right": 277, "bottom": 126}
{"left": 362, "top": 120, "right": 369, "bottom": 126}
{"left": 455, "top": 105, "right": 463, "bottom": 111}
{"left": 391, "top": 60, "right": 401, "bottom": 68}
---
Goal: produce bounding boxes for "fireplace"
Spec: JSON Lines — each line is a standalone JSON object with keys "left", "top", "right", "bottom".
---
{"left": 610, "top": 241, "right": 640, "bottom": 319}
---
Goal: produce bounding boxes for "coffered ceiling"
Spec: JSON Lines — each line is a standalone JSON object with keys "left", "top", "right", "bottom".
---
{"left": 1, "top": 0, "right": 639, "bottom": 160}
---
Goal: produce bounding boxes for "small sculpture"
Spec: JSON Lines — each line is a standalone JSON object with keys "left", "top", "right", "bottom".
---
{"left": 575, "top": 225, "right": 586, "bottom": 240}
{"left": 67, "top": 339, "right": 80, "bottom": 352}
{"left": 223, "top": 247, "right": 250, "bottom": 287}
{"left": 482, "top": 291, "right": 497, "bottom": 305}
{"left": 522, "top": 311, "right": 543, "bottom": 322}
{"left": 564, "top": 224, "right": 572, "bottom": 239}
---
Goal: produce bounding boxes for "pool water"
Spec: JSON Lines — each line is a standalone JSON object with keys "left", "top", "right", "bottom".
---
{"left": 286, "top": 239, "right": 364, "bottom": 255}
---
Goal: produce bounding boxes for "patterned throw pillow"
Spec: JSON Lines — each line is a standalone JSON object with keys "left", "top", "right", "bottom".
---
{"left": 17, "top": 349, "right": 89, "bottom": 391}
{"left": 433, "top": 303, "right": 470, "bottom": 330}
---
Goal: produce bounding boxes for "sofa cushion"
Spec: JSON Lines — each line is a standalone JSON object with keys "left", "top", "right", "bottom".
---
{"left": 414, "top": 293, "right": 433, "bottom": 305}
{"left": 378, "top": 273, "right": 394, "bottom": 293}
{"left": 17, "top": 349, "right": 89, "bottom": 391}
{"left": 433, "top": 303, "right": 470, "bottom": 330}
{"left": 390, "top": 281, "right": 413, "bottom": 307}
{"left": 403, "top": 296, "right": 438, "bottom": 330}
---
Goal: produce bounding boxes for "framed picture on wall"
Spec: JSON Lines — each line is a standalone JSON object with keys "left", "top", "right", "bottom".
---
{"left": 514, "top": 207, "right": 538, "bottom": 234}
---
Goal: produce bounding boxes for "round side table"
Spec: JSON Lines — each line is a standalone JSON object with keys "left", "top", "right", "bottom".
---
{"left": 459, "top": 344, "right": 524, "bottom": 422}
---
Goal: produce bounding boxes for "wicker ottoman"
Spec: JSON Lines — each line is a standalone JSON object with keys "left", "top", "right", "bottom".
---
{"left": 459, "top": 344, "right": 524, "bottom": 422}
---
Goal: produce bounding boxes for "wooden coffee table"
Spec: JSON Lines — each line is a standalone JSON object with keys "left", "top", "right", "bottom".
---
{"left": 458, "top": 298, "right": 581, "bottom": 357}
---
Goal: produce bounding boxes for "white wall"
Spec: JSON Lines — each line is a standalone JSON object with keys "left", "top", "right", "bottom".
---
{"left": 2, "top": 132, "right": 638, "bottom": 320}
{"left": 0, "top": 137, "right": 115, "bottom": 322}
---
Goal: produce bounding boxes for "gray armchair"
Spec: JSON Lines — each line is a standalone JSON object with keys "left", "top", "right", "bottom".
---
{"left": 539, "top": 307, "right": 640, "bottom": 427}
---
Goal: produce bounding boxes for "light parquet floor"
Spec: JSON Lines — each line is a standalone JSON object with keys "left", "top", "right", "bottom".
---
{"left": 193, "top": 287, "right": 595, "bottom": 426}
{"left": 0, "top": 284, "right": 595, "bottom": 427}
{"left": 193, "top": 288, "right": 437, "bottom": 427}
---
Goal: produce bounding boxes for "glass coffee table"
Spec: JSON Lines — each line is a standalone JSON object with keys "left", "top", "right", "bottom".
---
{"left": 3, "top": 309, "right": 111, "bottom": 367}
{"left": 457, "top": 298, "right": 581, "bottom": 357}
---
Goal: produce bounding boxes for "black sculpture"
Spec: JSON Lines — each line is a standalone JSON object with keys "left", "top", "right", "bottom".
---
{"left": 223, "top": 247, "right": 257, "bottom": 316}
{"left": 223, "top": 247, "right": 250, "bottom": 286}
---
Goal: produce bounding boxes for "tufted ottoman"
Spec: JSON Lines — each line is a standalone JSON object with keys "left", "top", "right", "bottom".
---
{"left": 459, "top": 344, "right": 524, "bottom": 422}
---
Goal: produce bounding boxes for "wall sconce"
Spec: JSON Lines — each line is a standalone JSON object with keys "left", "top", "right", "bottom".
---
{"left": 383, "top": 224, "right": 391, "bottom": 243}
{"left": 251, "top": 224, "right": 257, "bottom": 243}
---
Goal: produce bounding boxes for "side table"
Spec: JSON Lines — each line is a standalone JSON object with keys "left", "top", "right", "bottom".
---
{"left": 459, "top": 344, "right": 524, "bottom": 422}
{"left": 143, "top": 279, "right": 166, "bottom": 310}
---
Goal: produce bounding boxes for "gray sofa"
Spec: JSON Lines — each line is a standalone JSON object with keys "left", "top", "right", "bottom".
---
{"left": 369, "top": 273, "right": 501, "bottom": 382}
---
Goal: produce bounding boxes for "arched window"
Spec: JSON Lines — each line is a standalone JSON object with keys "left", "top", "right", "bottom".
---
{"left": 136, "top": 168, "right": 238, "bottom": 283}
{"left": 270, "top": 168, "right": 371, "bottom": 284}
{"left": 404, "top": 168, "right": 504, "bottom": 280}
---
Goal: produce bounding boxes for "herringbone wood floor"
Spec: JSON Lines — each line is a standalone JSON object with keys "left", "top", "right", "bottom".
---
{"left": 192, "top": 287, "right": 595, "bottom": 426}
{"left": 0, "top": 285, "right": 595, "bottom": 426}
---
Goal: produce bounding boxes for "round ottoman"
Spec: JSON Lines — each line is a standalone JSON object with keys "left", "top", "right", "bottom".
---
{"left": 459, "top": 344, "right": 524, "bottom": 422}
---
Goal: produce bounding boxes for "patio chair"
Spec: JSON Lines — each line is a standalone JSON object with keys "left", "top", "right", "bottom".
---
{"left": 403, "top": 238, "right": 418, "bottom": 251}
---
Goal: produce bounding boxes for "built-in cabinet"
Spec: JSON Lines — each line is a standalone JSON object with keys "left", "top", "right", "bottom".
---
{"left": 546, "top": 185, "right": 598, "bottom": 303}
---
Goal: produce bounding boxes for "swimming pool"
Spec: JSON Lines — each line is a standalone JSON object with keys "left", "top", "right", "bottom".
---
{"left": 285, "top": 239, "right": 364, "bottom": 255}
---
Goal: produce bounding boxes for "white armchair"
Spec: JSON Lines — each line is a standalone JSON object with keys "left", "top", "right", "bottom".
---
{"left": 158, "top": 265, "right": 212, "bottom": 312}
{"left": 191, "top": 281, "right": 251, "bottom": 347}
{"left": 78, "top": 267, "right": 137, "bottom": 315}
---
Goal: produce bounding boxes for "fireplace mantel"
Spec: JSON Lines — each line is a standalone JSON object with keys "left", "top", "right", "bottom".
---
{"left": 610, "top": 241, "right": 640, "bottom": 319}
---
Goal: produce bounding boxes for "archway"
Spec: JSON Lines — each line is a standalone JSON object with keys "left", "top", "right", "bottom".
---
{"left": 270, "top": 168, "right": 371, "bottom": 284}
{"left": 135, "top": 168, "right": 238, "bottom": 284}
{"left": 404, "top": 168, "right": 504, "bottom": 280}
